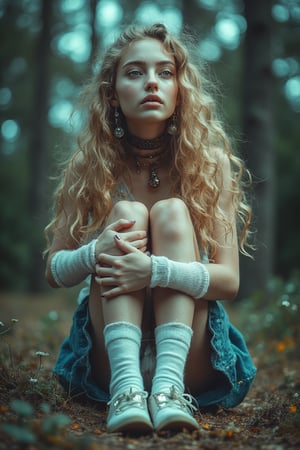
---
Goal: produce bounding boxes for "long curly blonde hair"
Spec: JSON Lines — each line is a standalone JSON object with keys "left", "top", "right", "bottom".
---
{"left": 45, "top": 23, "right": 253, "bottom": 259}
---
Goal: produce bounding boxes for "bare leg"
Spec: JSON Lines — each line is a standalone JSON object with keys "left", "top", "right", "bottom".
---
{"left": 150, "top": 198, "right": 196, "bottom": 326}
{"left": 150, "top": 198, "right": 215, "bottom": 394}
{"left": 88, "top": 201, "right": 149, "bottom": 391}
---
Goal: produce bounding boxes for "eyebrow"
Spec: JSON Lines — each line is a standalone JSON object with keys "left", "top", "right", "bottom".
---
{"left": 121, "top": 60, "right": 176, "bottom": 69}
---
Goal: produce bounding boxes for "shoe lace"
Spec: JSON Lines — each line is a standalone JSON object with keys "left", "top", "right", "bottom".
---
{"left": 154, "top": 385, "right": 199, "bottom": 415}
{"left": 108, "top": 388, "right": 148, "bottom": 413}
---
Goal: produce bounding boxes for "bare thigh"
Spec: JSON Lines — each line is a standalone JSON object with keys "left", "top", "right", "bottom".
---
{"left": 185, "top": 301, "right": 219, "bottom": 395}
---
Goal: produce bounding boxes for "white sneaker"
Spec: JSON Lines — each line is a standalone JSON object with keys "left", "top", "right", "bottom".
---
{"left": 149, "top": 385, "right": 199, "bottom": 432}
{"left": 107, "top": 388, "right": 153, "bottom": 433}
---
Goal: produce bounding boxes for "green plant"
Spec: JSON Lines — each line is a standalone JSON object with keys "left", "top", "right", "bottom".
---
{"left": 238, "top": 271, "right": 300, "bottom": 357}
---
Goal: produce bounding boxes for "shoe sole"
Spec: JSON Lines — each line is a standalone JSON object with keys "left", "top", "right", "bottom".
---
{"left": 154, "top": 415, "right": 199, "bottom": 432}
{"left": 107, "top": 416, "right": 153, "bottom": 433}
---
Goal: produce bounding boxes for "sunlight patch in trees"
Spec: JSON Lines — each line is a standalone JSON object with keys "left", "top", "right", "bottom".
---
{"left": 48, "top": 100, "right": 72, "bottom": 130}
{"left": 198, "top": 39, "right": 221, "bottom": 62}
{"left": 272, "top": 3, "right": 290, "bottom": 22}
{"left": 60, "top": 0, "right": 86, "bottom": 13}
{"left": 135, "top": 2, "right": 182, "bottom": 34}
{"left": 197, "top": 0, "right": 219, "bottom": 11}
{"left": 284, "top": 76, "right": 300, "bottom": 112}
{"left": 214, "top": 14, "right": 246, "bottom": 50}
{"left": 54, "top": 28, "right": 91, "bottom": 63}
{"left": 1, "top": 120, "right": 20, "bottom": 146}
{"left": 96, "top": 0, "right": 123, "bottom": 28}
{"left": 0, "top": 88, "right": 12, "bottom": 107}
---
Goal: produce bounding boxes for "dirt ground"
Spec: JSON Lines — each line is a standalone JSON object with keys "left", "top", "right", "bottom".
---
{"left": 0, "top": 292, "right": 299, "bottom": 449}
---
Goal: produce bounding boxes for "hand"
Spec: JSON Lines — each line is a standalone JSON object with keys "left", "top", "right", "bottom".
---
{"left": 95, "top": 219, "right": 148, "bottom": 260}
{"left": 95, "top": 235, "right": 152, "bottom": 298}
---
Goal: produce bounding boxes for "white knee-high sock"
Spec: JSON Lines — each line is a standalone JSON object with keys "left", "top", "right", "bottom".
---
{"left": 151, "top": 322, "right": 193, "bottom": 394}
{"left": 103, "top": 321, "right": 144, "bottom": 398}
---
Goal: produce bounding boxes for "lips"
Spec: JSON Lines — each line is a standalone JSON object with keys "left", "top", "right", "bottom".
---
{"left": 141, "top": 95, "right": 163, "bottom": 104}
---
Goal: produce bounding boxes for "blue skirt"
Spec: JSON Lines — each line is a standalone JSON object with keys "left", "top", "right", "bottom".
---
{"left": 53, "top": 290, "right": 256, "bottom": 408}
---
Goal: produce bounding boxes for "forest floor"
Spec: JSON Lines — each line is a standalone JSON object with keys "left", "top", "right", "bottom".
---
{"left": 0, "top": 290, "right": 299, "bottom": 450}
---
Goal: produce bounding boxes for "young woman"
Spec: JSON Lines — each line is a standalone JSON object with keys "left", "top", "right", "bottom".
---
{"left": 45, "top": 23, "right": 256, "bottom": 433}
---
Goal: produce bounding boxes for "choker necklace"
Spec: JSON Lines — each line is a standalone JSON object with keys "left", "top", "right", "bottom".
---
{"left": 126, "top": 131, "right": 169, "bottom": 150}
{"left": 126, "top": 131, "right": 169, "bottom": 188}
{"left": 132, "top": 148, "right": 168, "bottom": 189}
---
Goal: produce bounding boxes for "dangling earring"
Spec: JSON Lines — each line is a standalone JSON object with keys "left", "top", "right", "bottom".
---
{"left": 167, "top": 112, "right": 178, "bottom": 135}
{"left": 114, "top": 107, "right": 125, "bottom": 138}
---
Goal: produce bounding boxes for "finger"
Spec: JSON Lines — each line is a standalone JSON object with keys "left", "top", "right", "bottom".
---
{"left": 108, "top": 219, "right": 136, "bottom": 232}
{"left": 100, "top": 286, "right": 124, "bottom": 299}
{"left": 129, "top": 237, "right": 148, "bottom": 249}
{"left": 122, "top": 230, "right": 147, "bottom": 241}
{"left": 114, "top": 235, "right": 139, "bottom": 254}
{"left": 128, "top": 244, "right": 148, "bottom": 253}
{"left": 95, "top": 276, "right": 117, "bottom": 287}
{"left": 95, "top": 265, "right": 114, "bottom": 277}
{"left": 98, "top": 253, "right": 119, "bottom": 266}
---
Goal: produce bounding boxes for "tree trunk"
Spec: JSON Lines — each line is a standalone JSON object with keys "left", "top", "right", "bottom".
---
{"left": 239, "top": 0, "right": 274, "bottom": 299}
{"left": 28, "top": 0, "right": 52, "bottom": 292}
{"left": 89, "top": 0, "right": 98, "bottom": 71}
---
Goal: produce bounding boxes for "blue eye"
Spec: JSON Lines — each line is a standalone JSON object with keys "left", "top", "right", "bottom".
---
{"left": 160, "top": 70, "right": 174, "bottom": 78}
{"left": 127, "top": 70, "right": 143, "bottom": 78}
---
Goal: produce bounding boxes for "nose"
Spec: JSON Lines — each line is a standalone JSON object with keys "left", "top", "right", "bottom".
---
{"left": 144, "top": 70, "right": 158, "bottom": 91}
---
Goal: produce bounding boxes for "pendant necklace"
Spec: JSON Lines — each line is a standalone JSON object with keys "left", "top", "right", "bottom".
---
{"left": 134, "top": 150, "right": 166, "bottom": 189}
{"left": 126, "top": 132, "right": 170, "bottom": 189}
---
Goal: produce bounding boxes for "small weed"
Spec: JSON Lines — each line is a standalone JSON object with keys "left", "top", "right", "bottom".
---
{"left": 1, "top": 399, "right": 97, "bottom": 449}
{"left": 0, "top": 318, "right": 99, "bottom": 449}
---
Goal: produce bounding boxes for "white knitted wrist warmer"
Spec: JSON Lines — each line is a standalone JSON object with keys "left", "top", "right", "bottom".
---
{"left": 51, "top": 239, "right": 97, "bottom": 287}
{"left": 150, "top": 255, "right": 210, "bottom": 299}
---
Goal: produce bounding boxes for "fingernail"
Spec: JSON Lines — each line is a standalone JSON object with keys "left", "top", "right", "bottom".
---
{"left": 114, "top": 234, "right": 120, "bottom": 240}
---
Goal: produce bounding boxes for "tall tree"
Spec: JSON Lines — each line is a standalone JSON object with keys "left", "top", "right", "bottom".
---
{"left": 28, "top": 0, "right": 52, "bottom": 291}
{"left": 239, "top": 0, "right": 274, "bottom": 299}
{"left": 89, "top": 0, "right": 98, "bottom": 71}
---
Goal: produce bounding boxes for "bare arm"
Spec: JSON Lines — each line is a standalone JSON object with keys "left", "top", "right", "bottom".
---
{"left": 45, "top": 168, "right": 148, "bottom": 288}
{"left": 203, "top": 151, "right": 240, "bottom": 300}
{"left": 45, "top": 216, "right": 148, "bottom": 289}
{"left": 45, "top": 200, "right": 81, "bottom": 288}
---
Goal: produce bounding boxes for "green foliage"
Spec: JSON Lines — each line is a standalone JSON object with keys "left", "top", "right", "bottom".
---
{"left": 1, "top": 423, "right": 37, "bottom": 444}
{"left": 10, "top": 399, "right": 35, "bottom": 417}
{"left": 1, "top": 400, "right": 72, "bottom": 446}
{"left": 0, "top": 318, "right": 97, "bottom": 449}
{"left": 238, "top": 271, "right": 300, "bottom": 357}
{"left": 41, "top": 412, "right": 71, "bottom": 434}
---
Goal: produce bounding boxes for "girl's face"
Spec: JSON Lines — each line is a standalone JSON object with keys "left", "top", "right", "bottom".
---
{"left": 112, "top": 38, "right": 179, "bottom": 137}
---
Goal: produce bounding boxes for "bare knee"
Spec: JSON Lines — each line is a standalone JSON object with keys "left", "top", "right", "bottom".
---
{"left": 150, "top": 198, "right": 193, "bottom": 242}
{"left": 111, "top": 201, "right": 149, "bottom": 228}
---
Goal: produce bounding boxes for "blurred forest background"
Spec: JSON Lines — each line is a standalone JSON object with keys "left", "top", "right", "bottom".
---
{"left": 0, "top": 0, "right": 299, "bottom": 299}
